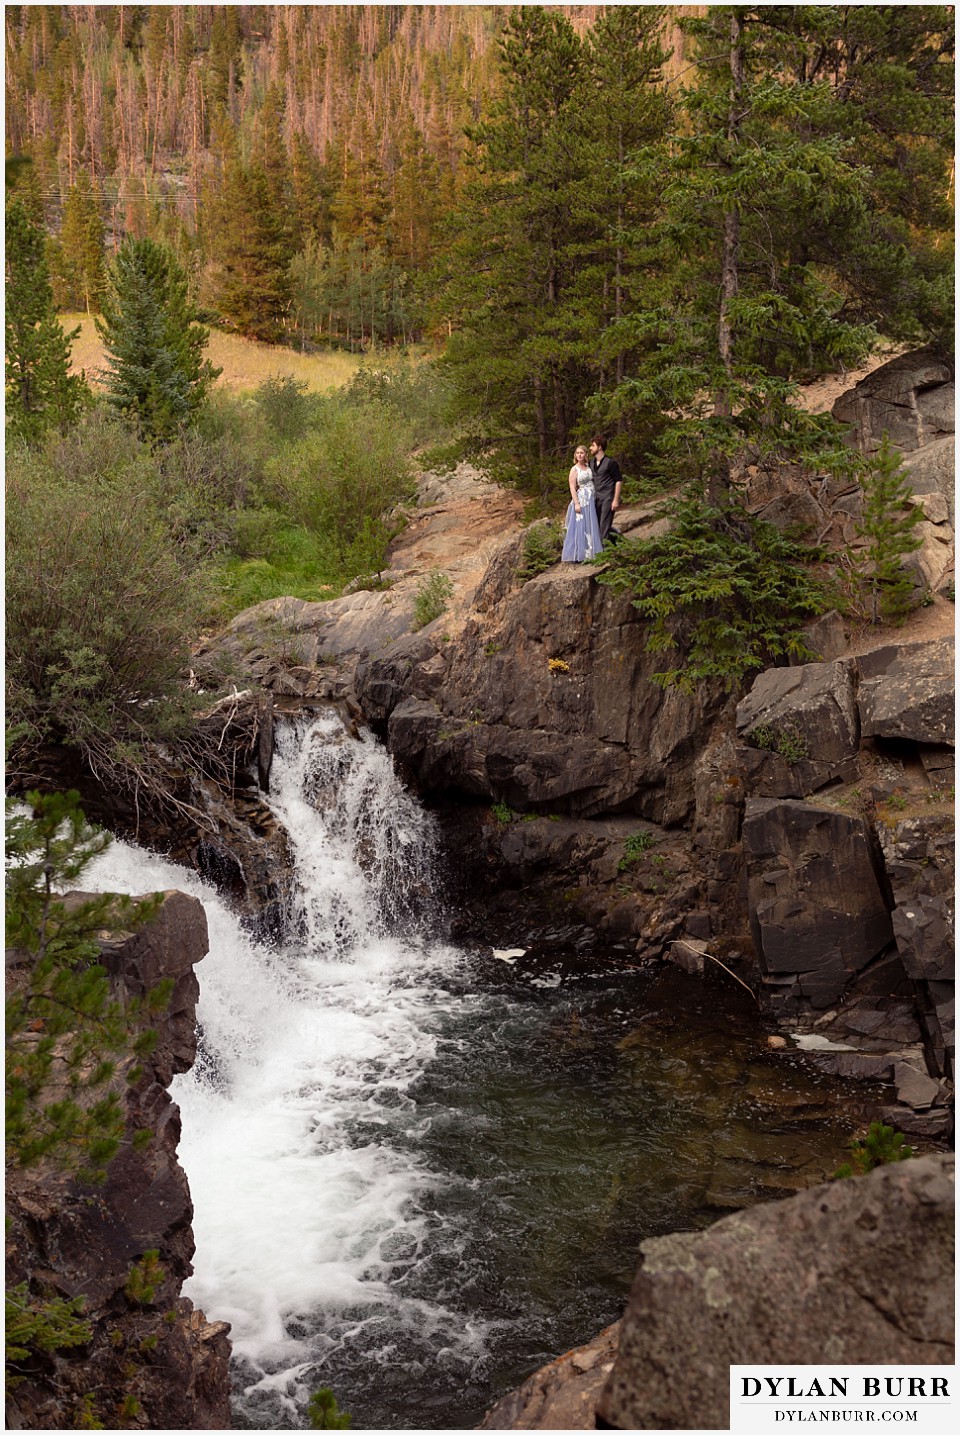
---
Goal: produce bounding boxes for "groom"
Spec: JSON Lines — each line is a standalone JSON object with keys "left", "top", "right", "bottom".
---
{"left": 589, "top": 434, "right": 622, "bottom": 542}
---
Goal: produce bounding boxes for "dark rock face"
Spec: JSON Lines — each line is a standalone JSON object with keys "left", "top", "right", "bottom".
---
{"left": 5, "top": 893, "right": 232, "bottom": 1432}
{"left": 736, "top": 659, "right": 860, "bottom": 797}
{"left": 858, "top": 638, "right": 955, "bottom": 745}
{"left": 878, "top": 813, "right": 955, "bottom": 1083}
{"left": 830, "top": 348, "right": 955, "bottom": 592}
{"left": 360, "top": 561, "right": 726, "bottom": 823}
{"left": 832, "top": 348, "right": 954, "bottom": 454}
{"left": 743, "top": 798, "right": 893, "bottom": 1007}
{"left": 596, "top": 1155, "right": 955, "bottom": 1432}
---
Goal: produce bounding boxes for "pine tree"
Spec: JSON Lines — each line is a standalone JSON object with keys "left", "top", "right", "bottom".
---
{"left": 589, "top": 5, "right": 951, "bottom": 688}
{"left": 95, "top": 236, "right": 220, "bottom": 440}
{"left": 208, "top": 156, "right": 292, "bottom": 342}
{"left": 755, "top": 5, "right": 955, "bottom": 349}
{"left": 434, "top": 6, "right": 592, "bottom": 459}
{"left": 205, "top": 4, "right": 243, "bottom": 116}
{"left": 330, "top": 121, "right": 388, "bottom": 250}
{"left": 596, "top": 5, "right": 954, "bottom": 494}
{"left": 854, "top": 433, "right": 925, "bottom": 623}
{"left": 289, "top": 131, "right": 332, "bottom": 252}
{"left": 252, "top": 81, "right": 296, "bottom": 271}
{"left": 594, "top": 6, "right": 895, "bottom": 505}
{"left": 388, "top": 116, "right": 440, "bottom": 275}
{"left": 5, "top": 199, "right": 87, "bottom": 446}
{"left": 581, "top": 6, "right": 672, "bottom": 394}
{"left": 58, "top": 170, "right": 106, "bottom": 313}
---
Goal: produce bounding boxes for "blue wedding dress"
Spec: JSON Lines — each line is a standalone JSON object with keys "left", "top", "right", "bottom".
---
{"left": 561, "top": 464, "right": 603, "bottom": 562}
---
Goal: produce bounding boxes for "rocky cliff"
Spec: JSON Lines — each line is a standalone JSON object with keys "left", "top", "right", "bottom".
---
{"left": 5, "top": 892, "right": 232, "bottom": 1431}
{"left": 190, "top": 351, "right": 954, "bottom": 1152}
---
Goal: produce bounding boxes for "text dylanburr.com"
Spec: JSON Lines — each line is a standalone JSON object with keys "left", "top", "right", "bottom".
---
{"left": 730, "top": 1367, "right": 955, "bottom": 1434}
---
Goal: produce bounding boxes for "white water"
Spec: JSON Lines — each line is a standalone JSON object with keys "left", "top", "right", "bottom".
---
{"left": 83, "top": 715, "right": 492, "bottom": 1423}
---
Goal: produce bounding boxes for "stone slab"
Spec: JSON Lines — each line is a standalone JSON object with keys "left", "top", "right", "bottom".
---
{"left": 598, "top": 1156, "right": 955, "bottom": 1431}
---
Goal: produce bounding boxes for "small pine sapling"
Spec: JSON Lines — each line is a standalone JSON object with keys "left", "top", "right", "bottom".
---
{"left": 833, "top": 1121, "right": 914, "bottom": 1179}
{"left": 852, "top": 435, "right": 924, "bottom": 624}
{"left": 308, "top": 1387, "right": 352, "bottom": 1429}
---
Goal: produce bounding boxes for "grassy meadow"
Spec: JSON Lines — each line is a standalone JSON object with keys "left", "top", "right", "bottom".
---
{"left": 63, "top": 313, "right": 364, "bottom": 393}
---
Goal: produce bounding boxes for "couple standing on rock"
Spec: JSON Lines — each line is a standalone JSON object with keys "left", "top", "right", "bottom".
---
{"left": 561, "top": 434, "right": 622, "bottom": 563}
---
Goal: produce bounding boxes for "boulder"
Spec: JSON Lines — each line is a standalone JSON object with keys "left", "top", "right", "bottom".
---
{"left": 597, "top": 1155, "right": 955, "bottom": 1432}
{"left": 736, "top": 659, "right": 859, "bottom": 798}
{"left": 479, "top": 1323, "right": 620, "bottom": 1430}
{"left": 878, "top": 814, "right": 955, "bottom": 986}
{"left": 857, "top": 638, "right": 954, "bottom": 745}
{"left": 903, "top": 435, "right": 956, "bottom": 520}
{"left": 902, "top": 519, "right": 954, "bottom": 595}
{"left": 908, "top": 490, "right": 951, "bottom": 525}
{"left": 743, "top": 798, "right": 893, "bottom": 1007}
{"left": 916, "top": 382, "right": 956, "bottom": 436}
{"left": 832, "top": 349, "right": 954, "bottom": 453}
{"left": 796, "top": 609, "right": 851, "bottom": 663}
{"left": 755, "top": 489, "right": 826, "bottom": 535}
{"left": 388, "top": 695, "right": 642, "bottom": 817}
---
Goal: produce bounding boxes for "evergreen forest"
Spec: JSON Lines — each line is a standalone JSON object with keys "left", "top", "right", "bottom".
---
{"left": 5, "top": 3, "right": 955, "bottom": 774}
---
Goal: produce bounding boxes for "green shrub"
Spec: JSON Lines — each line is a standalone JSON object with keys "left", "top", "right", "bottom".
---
{"left": 618, "top": 830, "right": 658, "bottom": 869}
{"left": 5, "top": 1284, "right": 92, "bottom": 1364}
{"left": 517, "top": 521, "right": 563, "bottom": 582}
{"left": 227, "top": 506, "right": 289, "bottom": 559}
{"left": 751, "top": 722, "right": 810, "bottom": 764}
{"left": 152, "top": 424, "right": 266, "bottom": 557}
{"left": 20, "top": 408, "right": 155, "bottom": 490}
{"left": 264, "top": 395, "right": 414, "bottom": 572}
{"left": 5, "top": 1284, "right": 92, "bottom": 1388}
{"left": 413, "top": 569, "right": 454, "bottom": 629}
{"left": 254, "top": 374, "right": 323, "bottom": 439}
{"left": 345, "top": 357, "right": 452, "bottom": 448}
{"left": 124, "top": 1250, "right": 164, "bottom": 1306}
{"left": 5, "top": 461, "right": 205, "bottom": 766}
{"left": 596, "top": 491, "right": 831, "bottom": 690}
{"left": 833, "top": 1121, "right": 914, "bottom": 1179}
{"left": 5, "top": 791, "right": 171, "bottom": 1180}
{"left": 491, "top": 801, "right": 513, "bottom": 824}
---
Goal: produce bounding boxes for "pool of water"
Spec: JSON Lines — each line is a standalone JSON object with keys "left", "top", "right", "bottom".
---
{"left": 278, "top": 953, "right": 868, "bottom": 1431}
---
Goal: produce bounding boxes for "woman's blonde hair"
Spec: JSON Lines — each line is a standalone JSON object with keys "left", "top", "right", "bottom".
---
{"left": 574, "top": 444, "right": 588, "bottom": 461}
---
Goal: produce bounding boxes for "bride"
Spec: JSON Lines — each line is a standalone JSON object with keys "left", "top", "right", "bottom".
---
{"left": 561, "top": 444, "right": 603, "bottom": 562}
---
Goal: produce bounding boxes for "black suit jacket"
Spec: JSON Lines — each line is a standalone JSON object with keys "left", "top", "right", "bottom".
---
{"left": 591, "top": 453, "right": 622, "bottom": 496}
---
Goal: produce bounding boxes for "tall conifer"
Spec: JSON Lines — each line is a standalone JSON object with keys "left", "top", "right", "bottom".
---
{"left": 58, "top": 170, "right": 106, "bottom": 314}
{"left": 208, "top": 157, "right": 292, "bottom": 343}
{"left": 434, "top": 6, "right": 590, "bottom": 458}
{"left": 5, "top": 199, "right": 87, "bottom": 446}
{"left": 95, "top": 236, "right": 220, "bottom": 440}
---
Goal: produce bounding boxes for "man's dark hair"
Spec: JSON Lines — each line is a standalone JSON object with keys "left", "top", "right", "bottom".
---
{"left": 591, "top": 433, "right": 607, "bottom": 448}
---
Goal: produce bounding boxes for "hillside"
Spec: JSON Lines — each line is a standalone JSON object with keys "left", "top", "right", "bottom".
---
{"left": 62, "top": 312, "right": 363, "bottom": 393}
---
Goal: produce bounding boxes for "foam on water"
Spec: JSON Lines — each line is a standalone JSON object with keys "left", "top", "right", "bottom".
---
{"left": 83, "top": 714, "right": 485, "bottom": 1417}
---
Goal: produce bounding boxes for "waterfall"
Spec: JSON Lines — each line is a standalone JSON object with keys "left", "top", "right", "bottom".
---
{"left": 84, "top": 714, "right": 493, "bottom": 1428}
{"left": 77, "top": 710, "right": 849, "bottom": 1430}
